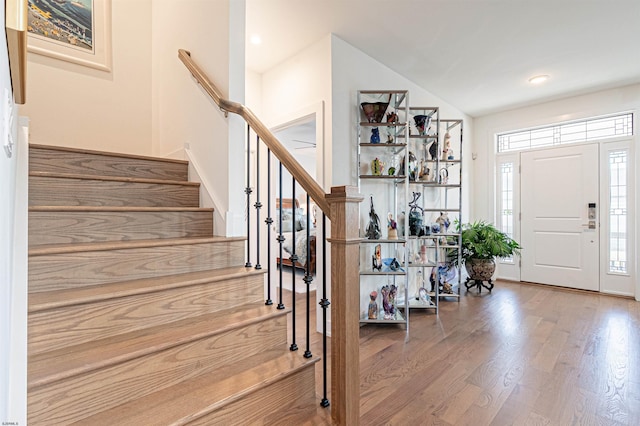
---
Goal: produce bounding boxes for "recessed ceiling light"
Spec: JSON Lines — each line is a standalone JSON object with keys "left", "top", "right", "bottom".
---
{"left": 528, "top": 75, "right": 550, "bottom": 84}
{"left": 250, "top": 34, "right": 262, "bottom": 45}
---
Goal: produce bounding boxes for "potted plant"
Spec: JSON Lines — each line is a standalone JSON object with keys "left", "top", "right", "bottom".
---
{"left": 456, "top": 220, "right": 521, "bottom": 286}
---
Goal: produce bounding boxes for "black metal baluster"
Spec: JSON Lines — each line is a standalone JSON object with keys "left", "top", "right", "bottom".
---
{"left": 254, "top": 136, "right": 262, "bottom": 270}
{"left": 245, "top": 124, "right": 252, "bottom": 267}
{"left": 276, "top": 162, "right": 285, "bottom": 310}
{"left": 320, "top": 213, "right": 330, "bottom": 408}
{"left": 264, "top": 148, "right": 273, "bottom": 306}
{"left": 290, "top": 178, "right": 298, "bottom": 352}
{"left": 303, "top": 193, "right": 313, "bottom": 359}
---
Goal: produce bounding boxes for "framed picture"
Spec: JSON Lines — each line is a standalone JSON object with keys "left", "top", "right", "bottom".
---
{"left": 27, "top": 0, "right": 111, "bottom": 72}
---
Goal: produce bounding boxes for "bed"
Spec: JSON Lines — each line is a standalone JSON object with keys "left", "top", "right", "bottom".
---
{"left": 276, "top": 198, "right": 316, "bottom": 274}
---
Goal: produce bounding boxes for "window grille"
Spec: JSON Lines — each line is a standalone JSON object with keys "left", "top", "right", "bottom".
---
{"left": 499, "top": 162, "right": 514, "bottom": 264}
{"left": 498, "top": 113, "right": 633, "bottom": 153}
{"left": 608, "top": 150, "right": 628, "bottom": 274}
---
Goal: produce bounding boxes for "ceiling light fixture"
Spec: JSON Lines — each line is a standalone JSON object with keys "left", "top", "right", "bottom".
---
{"left": 250, "top": 34, "right": 262, "bottom": 45}
{"left": 528, "top": 75, "right": 549, "bottom": 84}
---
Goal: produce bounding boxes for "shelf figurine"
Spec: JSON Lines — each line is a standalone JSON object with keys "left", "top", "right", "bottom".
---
{"left": 418, "top": 159, "right": 430, "bottom": 181}
{"left": 386, "top": 111, "right": 398, "bottom": 143}
{"left": 388, "top": 213, "right": 398, "bottom": 240}
{"left": 418, "top": 287, "right": 433, "bottom": 306}
{"left": 372, "top": 243, "right": 382, "bottom": 271}
{"left": 439, "top": 168, "right": 449, "bottom": 184}
{"left": 365, "top": 196, "right": 382, "bottom": 239}
{"left": 368, "top": 291, "right": 378, "bottom": 319}
{"left": 420, "top": 241, "right": 428, "bottom": 264}
{"left": 436, "top": 212, "right": 450, "bottom": 233}
{"left": 442, "top": 132, "right": 453, "bottom": 160}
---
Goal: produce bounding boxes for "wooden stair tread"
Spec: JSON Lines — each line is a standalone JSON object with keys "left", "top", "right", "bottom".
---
{"left": 28, "top": 235, "right": 244, "bottom": 256}
{"left": 30, "top": 170, "right": 199, "bottom": 186}
{"left": 29, "top": 266, "right": 264, "bottom": 312}
{"left": 29, "top": 205, "right": 214, "bottom": 212}
{"left": 29, "top": 303, "right": 289, "bottom": 389}
{"left": 79, "top": 350, "right": 320, "bottom": 425}
{"left": 29, "top": 143, "right": 188, "bottom": 165}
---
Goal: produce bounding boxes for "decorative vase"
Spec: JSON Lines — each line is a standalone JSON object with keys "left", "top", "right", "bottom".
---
{"left": 409, "top": 211, "right": 423, "bottom": 236}
{"left": 371, "top": 157, "right": 384, "bottom": 176}
{"left": 380, "top": 284, "right": 397, "bottom": 320}
{"left": 428, "top": 141, "right": 438, "bottom": 160}
{"left": 408, "top": 192, "right": 424, "bottom": 236}
{"left": 413, "top": 114, "right": 432, "bottom": 136}
{"left": 465, "top": 258, "right": 496, "bottom": 282}
{"left": 388, "top": 153, "right": 399, "bottom": 176}
{"left": 368, "top": 291, "right": 378, "bottom": 319}
{"left": 418, "top": 287, "right": 432, "bottom": 306}
{"left": 399, "top": 151, "right": 418, "bottom": 180}
{"left": 361, "top": 102, "right": 390, "bottom": 123}
{"left": 365, "top": 196, "right": 382, "bottom": 240}
{"left": 408, "top": 152, "right": 418, "bottom": 181}
{"left": 370, "top": 127, "right": 381, "bottom": 143}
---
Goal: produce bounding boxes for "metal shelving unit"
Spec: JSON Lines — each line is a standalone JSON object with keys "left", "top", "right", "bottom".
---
{"left": 357, "top": 90, "right": 410, "bottom": 327}
{"left": 405, "top": 117, "right": 464, "bottom": 307}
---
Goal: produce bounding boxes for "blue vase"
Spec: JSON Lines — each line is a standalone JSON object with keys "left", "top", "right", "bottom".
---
{"left": 370, "top": 128, "right": 380, "bottom": 143}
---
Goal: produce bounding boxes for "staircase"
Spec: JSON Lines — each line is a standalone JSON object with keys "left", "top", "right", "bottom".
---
{"left": 27, "top": 144, "right": 320, "bottom": 425}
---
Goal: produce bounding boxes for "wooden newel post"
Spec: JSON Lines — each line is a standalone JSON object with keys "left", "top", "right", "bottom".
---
{"left": 326, "top": 185, "right": 363, "bottom": 426}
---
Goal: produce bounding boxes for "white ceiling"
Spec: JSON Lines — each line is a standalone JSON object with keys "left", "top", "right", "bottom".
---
{"left": 246, "top": 0, "right": 640, "bottom": 117}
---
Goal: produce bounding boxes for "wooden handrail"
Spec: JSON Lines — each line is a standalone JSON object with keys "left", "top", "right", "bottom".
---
{"left": 178, "top": 49, "right": 331, "bottom": 218}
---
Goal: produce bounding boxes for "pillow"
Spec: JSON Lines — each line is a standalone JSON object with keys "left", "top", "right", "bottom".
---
{"left": 295, "top": 208, "right": 307, "bottom": 231}
{"left": 277, "top": 207, "right": 308, "bottom": 232}
{"left": 279, "top": 209, "right": 293, "bottom": 232}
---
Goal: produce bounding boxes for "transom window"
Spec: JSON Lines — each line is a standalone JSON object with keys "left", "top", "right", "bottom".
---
{"left": 498, "top": 112, "right": 633, "bottom": 153}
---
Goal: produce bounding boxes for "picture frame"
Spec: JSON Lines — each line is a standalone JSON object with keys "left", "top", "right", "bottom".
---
{"left": 27, "top": 0, "right": 111, "bottom": 72}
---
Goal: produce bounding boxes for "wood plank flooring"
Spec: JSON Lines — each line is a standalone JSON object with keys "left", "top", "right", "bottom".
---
{"left": 294, "top": 279, "right": 640, "bottom": 425}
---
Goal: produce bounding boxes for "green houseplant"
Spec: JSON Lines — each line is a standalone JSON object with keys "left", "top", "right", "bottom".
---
{"left": 456, "top": 220, "right": 521, "bottom": 286}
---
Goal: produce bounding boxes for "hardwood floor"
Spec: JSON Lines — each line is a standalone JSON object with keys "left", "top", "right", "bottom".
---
{"left": 294, "top": 280, "right": 640, "bottom": 425}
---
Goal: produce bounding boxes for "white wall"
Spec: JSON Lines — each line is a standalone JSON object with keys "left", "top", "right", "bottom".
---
{"left": 473, "top": 84, "right": 640, "bottom": 298}
{"left": 261, "top": 35, "right": 331, "bottom": 191}
{"left": 20, "top": 0, "right": 153, "bottom": 156}
{"left": 151, "top": 0, "right": 245, "bottom": 236}
{"left": 1, "top": 3, "right": 28, "bottom": 421}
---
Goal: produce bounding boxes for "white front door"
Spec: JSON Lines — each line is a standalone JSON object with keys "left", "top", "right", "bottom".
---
{"left": 520, "top": 144, "right": 599, "bottom": 291}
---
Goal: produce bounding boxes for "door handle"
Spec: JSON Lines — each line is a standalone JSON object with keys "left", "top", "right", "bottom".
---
{"left": 581, "top": 221, "right": 596, "bottom": 229}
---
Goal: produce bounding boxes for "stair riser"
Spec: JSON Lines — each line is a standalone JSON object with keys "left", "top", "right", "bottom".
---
{"left": 29, "top": 176, "right": 200, "bottom": 207}
{"left": 29, "top": 240, "right": 245, "bottom": 292}
{"left": 28, "top": 315, "right": 288, "bottom": 425}
{"left": 29, "top": 274, "right": 265, "bottom": 355}
{"left": 188, "top": 364, "right": 317, "bottom": 426}
{"left": 29, "top": 147, "right": 189, "bottom": 181}
{"left": 29, "top": 210, "right": 213, "bottom": 246}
